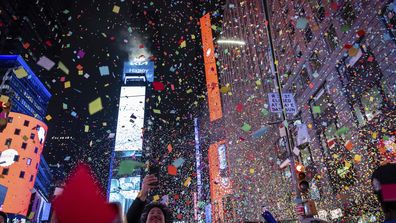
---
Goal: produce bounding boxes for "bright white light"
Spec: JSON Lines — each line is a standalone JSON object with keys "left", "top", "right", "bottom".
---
{"left": 217, "top": 39, "right": 246, "bottom": 45}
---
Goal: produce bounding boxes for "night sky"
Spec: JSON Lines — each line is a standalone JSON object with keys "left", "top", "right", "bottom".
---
{"left": 41, "top": 0, "right": 224, "bottom": 208}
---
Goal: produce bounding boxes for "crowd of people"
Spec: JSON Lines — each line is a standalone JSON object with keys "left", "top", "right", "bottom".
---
{"left": 0, "top": 163, "right": 395, "bottom": 223}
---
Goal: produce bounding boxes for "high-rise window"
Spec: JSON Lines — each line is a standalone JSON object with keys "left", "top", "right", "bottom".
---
{"left": 341, "top": 2, "right": 356, "bottom": 25}
{"left": 324, "top": 24, "right": 338, "bottom": 52}
{"left": 309, "top": 50, "right": 322, "bottom": 72}
{"left": 2, "top": 168, "right": 9, "bottom": 175}
{"left": 14, "top": 129, "right": 21, "bottom": 135}
{"left": 23, "top": 120, "right": 30, "bottom": 127}
{"left": 27, "top": 158, "right": 32, "bottom": 166}
{"left": 19, "top": 171, "right": 25, "bottom": 179}
{"left": 22, "top": 142, "right": 27, "bottom": 149}
{"left": 5, "top": 138, "right": 12, "bottom": 146}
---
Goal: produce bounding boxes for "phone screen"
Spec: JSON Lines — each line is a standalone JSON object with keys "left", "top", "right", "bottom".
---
{"left": 148, "top": 165, "right": 160, "bottom": 186}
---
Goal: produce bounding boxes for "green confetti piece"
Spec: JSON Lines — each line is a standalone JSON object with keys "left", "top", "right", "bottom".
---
{"left": 336, "top": 126, "right": 349, "bottom": 136}
{"left": 241, "top": 123, "right": 252, "bottom": 132}
{"left": 341, "top": 24, "right": 351, "bottom": 33}
{"left": 312, "top": 106, "right": 321, "bottom": 114}
{"left": 261, "top": 108, "right": 269, "bottom": 116}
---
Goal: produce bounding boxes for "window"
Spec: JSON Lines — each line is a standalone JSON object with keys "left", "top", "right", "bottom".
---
{"left": 2, "top": 168, "right": 9, "bottom": 175}
{"left": 324, "top": 24, "right": 338, "bottom": 52}
{"left": 14, "top": 129, "right": 21, "bottom": 135}
{"left": 299, "top": 67, "right": 310, "bottom": 86}
{"left": 13, "top": 155, "right": 19, "bottom": 162}
{"left": 23, "top": 120, "right": 30, "bottom": 127}
{"left": 381, "top": 1, "right": 396, "bottom": 43}
{"left": 26, "top": 158, "right": 32, "bottom": 166}
{"left": 311, "top": 0, "right": 325, "bottom": 23}
{"left": 22, "top": 142, "right": 27, "bottom": 150}
{"left": 30, "top": 175, "right": 34, "bottom": 182}
{"left": 34, "top": 147, "right": 39, "bottom": 154}
{"left": 304, "top": 25, "right": 314, "bottom": 43}
{"left": 19, "top": 171, "right": 25, "bottom": 179}
{"left": 7, "top": 117, "right": 13, "bottom": 123}
{"left": 341, "top": 2, "right": 356, "bottom": 25}
{"left": 354, "top": 87, "right": 384, "bottom": 123}
{"left": 30, "top": 133, "right": 35, "bottom": 140}
{"left": 5, "top": 138, "right": 12, "bottom": 146}
{"left": 309, "top": 50, "right": 322, "bottom": 72}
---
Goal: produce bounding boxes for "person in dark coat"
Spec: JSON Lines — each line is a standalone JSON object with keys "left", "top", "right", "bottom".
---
{"left": 261, "top": 206, "right": 277, "bottom": 223}
{"left": 127, "top": 174, "right": 173, "bottom": 223}
{"left": 372, "top": 163, "right": 396, "bottom": 223}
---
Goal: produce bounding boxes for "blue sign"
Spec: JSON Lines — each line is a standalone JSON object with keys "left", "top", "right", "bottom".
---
{"left": 205, "top": 204, "right": 212, "bottom": 223}
{"left": 123, "top": 61, "right": 154, "bottom": 82}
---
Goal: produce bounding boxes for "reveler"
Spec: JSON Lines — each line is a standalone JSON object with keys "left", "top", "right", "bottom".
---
{"left": 0, "top": 211, "right": 7, "bottom": 223}
{"left": 372, "top": 163, "right": 396, "bottom": 223}
{"left": 126, "top": 174, "right": 173, "bottom": 223}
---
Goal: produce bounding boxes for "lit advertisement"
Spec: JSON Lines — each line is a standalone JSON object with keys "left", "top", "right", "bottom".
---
{"left": 208, "top": 141, "right": 232, "bottom": 223}
{"left": 200, "top": 13, "right": 223, "bottom": 122}
{"left": 123, "top": 61, "right": 154, "bottom": 83}
{"left": 109, "top": 150, "right": 143, "bottom": 215}
{"left": 114, "top": 86, "right": 146, "bottom": 151}
{"left": 0, "top": 112, "right": 47, "bottom": 217}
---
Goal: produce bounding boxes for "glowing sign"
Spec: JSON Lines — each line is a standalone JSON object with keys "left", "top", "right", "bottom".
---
{"left": 218, "top": 144, "right": 227, "bottom": 170}
{"left": 123, "top": 61, "right": 154, "bottom": 83}
{"left": 200, "top": 13, "right": 223, "bottom": 122}
{"left": 0, "top": 112, "right": 47, "bottom": 217}
{"left": 114, "top": 86, "right": 146, "bottom": 151}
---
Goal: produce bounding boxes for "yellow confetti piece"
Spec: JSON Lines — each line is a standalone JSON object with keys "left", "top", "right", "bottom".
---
{"left": 191, "top": 34, "right": 196, "bottom": 39}
{"left": 64, "top": 81, "right": 71, "bottom": 89}
{"left": 112, "top": 5, "right": 120, "bottom": 13}
{"left": 88, "top": 97, "right": 103, "bottom": 115}
{"left": 13, "top": 67, "right": 28, "bottom": 79}
{"left": 84, "top": 125, "right": 90, "bottom": 132}
{"left": 354, "top": 154, "right": 362, "bottom": 163}
{"left": 153, "top": 109, "right": 161, "bottom": 114}
{"left": 45, "top": 115, "right": 52, "bottom": 121}
{"left": 255, "top": 80, "right": 262, "bottom": 86}
{"left": 249, "top": 168, "right": 255, "bottom": 174}
{"left": 372, "top": 132, "right": 378, "bottom": 139}
{"left": 220, "top": 86, "right": 229, "bottom": 93}
{"left": 78, "top": 70, "right": 83, "bottom": 75}
{"left": 186, "top": 89, "right": 193, "bottom": 94}
{"left": 184, "top": 177, "right": 192, "bottom": 187}
{"left": 308, "top": 123, "right": 313, "bottom": 129}
{"left": 153, "top": 195, "right": 160, "bottom": 202}
{"left": 180, "top": 40, "right": 186, "bottom": 48}
{"left": 58, "top": 61, "right": 69, "bottom": 74}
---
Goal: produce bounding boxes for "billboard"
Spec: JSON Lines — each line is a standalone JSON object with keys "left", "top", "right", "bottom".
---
{"left": 114, "top": 86, "right": 146, "bottom": 151}
{"left": 0, "top": 112, "right": 47, "bottom": 217}
{"left": 123, "top": 61, "right": 154, "bottom": 83}
{"left": 200, "top": 13, "right": 223, "bottom": 122}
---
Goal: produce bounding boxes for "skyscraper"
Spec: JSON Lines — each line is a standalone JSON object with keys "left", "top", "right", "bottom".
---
{"left": 108, "top": 60, "right": 154, "bottom": 214}
{"left": 0, "top": 55, "right": 52, "bottom": 220}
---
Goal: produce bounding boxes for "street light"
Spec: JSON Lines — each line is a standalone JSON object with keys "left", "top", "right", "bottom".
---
{"left": 217, "top": 39, "right": 246, "bottom": 45}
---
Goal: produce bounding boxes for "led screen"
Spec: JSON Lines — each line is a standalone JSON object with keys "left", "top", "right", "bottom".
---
{"left": 114, "top": 86, "right": 146, "bottom": 151}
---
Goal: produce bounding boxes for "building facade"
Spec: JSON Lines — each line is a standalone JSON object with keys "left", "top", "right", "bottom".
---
{"left": 216, "top": 0, "right": 395, "bottom": 222}
{"left": 0, "top": 112, "right": 48, "bottom": 218}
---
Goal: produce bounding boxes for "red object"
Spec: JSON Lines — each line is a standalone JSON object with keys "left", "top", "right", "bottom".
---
{"left": 52, "top": 164, "right": 117, "bottom": 223}
{"left": 153, "top": 82, "right": 165, "bottom": 91}
{"left": 295, "top": 204, "right": 305, "bottom": 216}
{"left": 177, "top": 214, "right": 183, "bottom": 220}
{"left": 45, "top": 40, "right": 52, "bottom": 47}
{"left": 357, "top": 30, "right": 366, "bottom": 37}
{"left": 367, "top": 56, "right": 374, "bottom": 62}
{"left": 174, "top": 194, "right": 179, "bottom": 200}
{"left": 171, "top": 84, "right": 175, "bottom": 91}
{"left": 330, "top": 2, "right": 338, "bottom": 10}
{"left": 23, "top": 42, "right": 30, "bottom": 49}
{"left": 381, "top": 184, "right": 396, "bottom": 202}
{"left": 344, "top": 44, "right": 353, "bottom": 49}
{"left": 167, "top": 165, "right": 177, "bottom": 176}
{"left": 139, "top": 44, "right": 144, "bottom": 48}
{"left": 236, "top": 103, "right": 243, "bottom": 112}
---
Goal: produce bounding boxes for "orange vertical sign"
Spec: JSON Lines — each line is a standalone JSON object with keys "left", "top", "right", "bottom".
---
{"left": 200, "top": 13, "right": 223, "bottom": 122}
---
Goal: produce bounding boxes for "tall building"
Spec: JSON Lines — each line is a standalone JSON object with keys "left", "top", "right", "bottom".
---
{"left": 0, "top": 55, "right": 52, "bottom": 220}
{"left": 215, "top": 0, "right": 396, "bottom": 222}
{"left": 108, "top": 60, "right": 154, "bottom": 215}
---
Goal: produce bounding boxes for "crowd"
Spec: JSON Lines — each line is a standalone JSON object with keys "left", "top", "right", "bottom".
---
{"left": 0, "top": 163, "right": 395, "bottom": 223}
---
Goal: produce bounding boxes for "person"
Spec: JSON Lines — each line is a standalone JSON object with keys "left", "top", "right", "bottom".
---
{"left": 127, "top": 174, "right": 173, "bottom": 223}
{"left": 261, "top": 206, "right": 277, "bottom": 223}
{"left": 0, "top": 211, "right": 7, "bottom": 223}
{"left": 372, "top": 163, "right": 396, "bottom": 223}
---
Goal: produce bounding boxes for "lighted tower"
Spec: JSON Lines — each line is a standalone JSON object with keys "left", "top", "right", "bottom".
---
{"left": 0, "top": 55, "right": 51, "bottom": 219}
{"left": 108, "top": 59, "right": 154, "bottom": 214}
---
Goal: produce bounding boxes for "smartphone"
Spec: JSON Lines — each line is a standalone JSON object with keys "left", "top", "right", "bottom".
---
{"left": 148, "top": 165, "right": 160, "bottom": 186}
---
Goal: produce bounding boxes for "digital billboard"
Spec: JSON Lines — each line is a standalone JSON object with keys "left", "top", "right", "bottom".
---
{"left": 200, "top": 13, "right": 223, "bottom": 122}
{"left": 0, "top": 112, "right": 47, "bottom": 217}
{"left": 114, "top": 86, "right": 146, "bottom": 151}
{"left": 123, "top": 61, "right": 155, "bottom": 83}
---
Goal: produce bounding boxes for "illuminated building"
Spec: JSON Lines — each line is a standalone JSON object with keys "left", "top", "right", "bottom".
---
{"left": 215, "top": 0, "right": 396, "bottom": 222}
{"left": 107, "top": 60, "right": 154, "bottom": 214}
{"left": 0, "top": 112, "right": 48, "bottom": 218}
{"left": 0, "top": 55, "right": 52, "bottom": 220}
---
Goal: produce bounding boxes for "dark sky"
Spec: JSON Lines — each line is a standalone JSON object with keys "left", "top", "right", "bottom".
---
{"left": 41, "top": 1, "right": 224, "bottom": 212}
